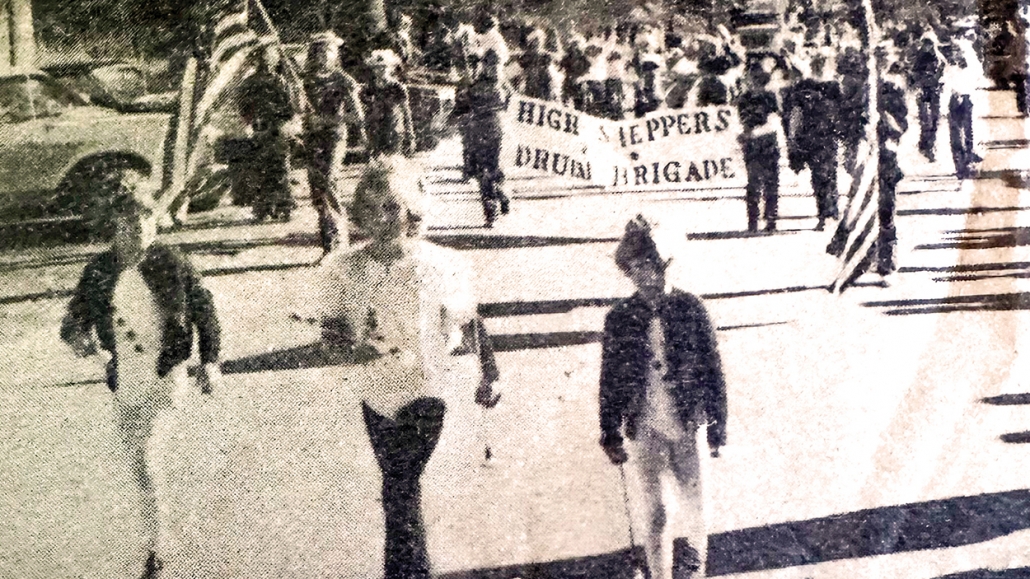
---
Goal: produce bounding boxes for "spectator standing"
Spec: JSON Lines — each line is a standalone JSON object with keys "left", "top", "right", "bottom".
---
{"left": 948, "top": 20, "right": 983, "bottom": 179}
{"left": 583, "top": 36, "right": 609, "bottom": 117}
{"left": 599, "top": 217, "right": 727, "bottom": 579}
{"left": 320, "top": 165, "right": 499, "bottom": 579}
{"left": 605, "top": 29, "right": 630, "bottom": 120}
{"left": 909, "top": 31, "right": 946, "bottom": 162}
{"left": 60, "top": 183, "right": 222, "bottom": 579}
{"left": 737, "top": 57, "right": 782, "bottom": 232}
{"left": 518, "top": 28, "right": 556, "bottom": 100}
{"left": 782, "top": 50, "right": 841, "bottom": 230}
{"left": 632, "top": 49, "right": 665, "bottom": 118}
{"left": 303, "top": 31, "right": 366, "bottom": 254}
{"left": 453, "top": 49, "right": 512, "bottom": 227}
{"left": 238, "top": 45, "right": 297, "bottom": 222}
{"left": 559, "top": 33, "right": 591, "bottom": 110}
{"left": 696, "top": 35, "right": 742, "bottom": 107}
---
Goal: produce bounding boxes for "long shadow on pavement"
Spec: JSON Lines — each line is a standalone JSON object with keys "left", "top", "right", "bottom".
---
{"left": 916, "top": 227, "right": 1030, "bottom": 251}
{"left": 863, "top": 292, "right": 1030, "bottom": 315}
{"left": 427, "top": 235, "right": 620, "bottom": 250}
{"left": 898, "top": 207, "right": 1030, "bottom": 217}
{"left": 934, "top": 568, "right": 1030, "bottom": 578}
{"left": 439, "top": 489, "right": 1030, "bottom": 578}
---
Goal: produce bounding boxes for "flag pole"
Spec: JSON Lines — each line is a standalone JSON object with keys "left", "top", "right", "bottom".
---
{"left": 830, "top": 0, "right": 882, "bottom": 293}
{"left": 249, "top": 0, "right": 311, "bottom": 113}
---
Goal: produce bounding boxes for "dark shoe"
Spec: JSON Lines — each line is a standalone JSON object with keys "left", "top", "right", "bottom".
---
{"left": 815, "top": 218, "right": 826, "bottom": 231}
{"left": 141, "top": 551, "right": 163, "bottom": 579}
{"left": 765, "top": 221, "right": 777, "bottom": 232}
{"left": 500, "top": 198, "right": 510, "bottom": 215}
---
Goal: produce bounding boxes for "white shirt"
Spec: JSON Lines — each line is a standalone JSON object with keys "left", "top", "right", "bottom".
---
{"left": 111, "top": 265, "right": 177, "bottom": 407}
{"left": 642, "top": 316, "right": 687, "bottom": 439}
{"left": 320, "top": 240, "right": 478, "bottom": 417}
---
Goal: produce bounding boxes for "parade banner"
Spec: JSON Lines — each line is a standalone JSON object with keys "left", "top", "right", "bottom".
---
{"left": 499, "top": 95, "right": 748, "bottom": 191}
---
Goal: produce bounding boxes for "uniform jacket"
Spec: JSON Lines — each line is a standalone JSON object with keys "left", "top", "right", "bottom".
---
{"left": 61, "top": 244, "right": 221, "bottom": 390}
{"left": 599, "top": 289, "right": 727, "bottom": 450}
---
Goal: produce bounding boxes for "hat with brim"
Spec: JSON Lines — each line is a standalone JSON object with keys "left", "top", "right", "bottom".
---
{"left": 310, "top": 30, "right": 344, "bottom": 47}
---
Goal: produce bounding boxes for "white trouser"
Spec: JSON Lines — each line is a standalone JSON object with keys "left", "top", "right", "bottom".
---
{"left": 113, "top": 366, "right": 183, "bottom": 551}
{"left": 627, "top": 423, "right": 706, "bottom": 579}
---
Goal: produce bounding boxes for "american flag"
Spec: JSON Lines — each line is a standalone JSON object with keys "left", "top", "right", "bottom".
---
{"left": 826, "top": 10, "right": 882, "bottom": 294}
{"left": 165, "top": 0, "right": 298, "bottom": 220}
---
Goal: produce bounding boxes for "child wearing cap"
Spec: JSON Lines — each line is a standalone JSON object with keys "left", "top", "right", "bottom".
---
{"left": 60, "top": 182, "right": 223, "bottom": 579}
{"left": 599, "top": 216, "right": 726, "bottom": 579}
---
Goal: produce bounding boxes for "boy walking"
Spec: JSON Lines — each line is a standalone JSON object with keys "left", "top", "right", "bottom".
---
{"left": 599, "top": 217, "right": 727, "bottom": 579}
{"left": 61, "top": 180, "right": 222, "bottom": 578}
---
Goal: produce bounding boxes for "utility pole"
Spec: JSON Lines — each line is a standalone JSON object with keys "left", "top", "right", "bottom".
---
{"left": 0, "top": 0, "right": 36, "bottom": 74}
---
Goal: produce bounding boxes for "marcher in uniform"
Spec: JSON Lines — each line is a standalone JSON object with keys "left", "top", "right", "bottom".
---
{"left": 599, "top": 216, "right": 727, "bottom": 579}
{"left": 60, "top": 181, "right": 222, "bottom": 579}
{"left": 238, "top": 45, "right": 296, "bottom": 222}
{"left": 948, "top": 20, "right": 983, "bottom": 179}
{"left": 737, "top": 56, "right": 782, "bottom": 232}
{"left": 361, "top": 49, "right": 416, "bottom": 159}
{"left": 453, "top": 48, "right": 512, "bottom": 227}
{"left": 910, "top": 31, "right": 946, "bottom": 162}
{"left": 782, "top": 50, "right": 841, "bottom": 230}
{"left": 873, "top": 58, "right": 910, "bottom": 283}
{"left": 303, "top": 31, "right": 366, "bottom": 254}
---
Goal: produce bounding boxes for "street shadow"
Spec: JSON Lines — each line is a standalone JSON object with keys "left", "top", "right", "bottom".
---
{"left": 0, "top": 252, "right": 97, "bottom": 273}
{"left": 864, "top": 292, "right": 1030, "bottom": 315}
{"left": 478, "top": 298, "right": 621, "bottom": 317}
{"left": 916, "top": 227, "right": 1030, "bottom": 251}
{"left": 898, "top": 207, "right": 1029, "bottom": 217}
{"left": 900, "top": 261, "right": 1030, "bottom": 274}
{"left": 201, "top": 262, "right": 314, "bottom": 277}
{"left": 478, "top": 289, "right": 826, "bottom": 319}
{"left": 687, "top": 230, "right": 801, "bottom": 240}
{"left": 428, "top": 235, "right": 619, "bottom": 251}
{"left": 0, "top": 288, "right": 74, "bottom": 306}
{"left": 982, "top": 393, "right": 1030, "bottom": 406}
{"left": 933, "top": 568, "right": 1030, "bottom": 579}
{"left": 489, "top": 323, "right": 792, "bottom": 352}
{"left": 220, "top": 342, "right": 380, "bottom": 375}
{"left": 441, "top": 489, "right": 1030, "bottom": 578}
{"left": 1000, "top": 432, "right": 1030, "bottom": 444}
{"left": 491, "top": 331, "right": 603, "bottom": 352}
{"left": 171, "top": 217, "right": 261, "bottom": 232}
{"left": 173, "top": 232, "right": 320, "bottom": 256}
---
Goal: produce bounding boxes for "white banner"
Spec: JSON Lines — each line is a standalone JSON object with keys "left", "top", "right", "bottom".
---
{"left": 499, "top": 96, "right": 747, "bottom": 191}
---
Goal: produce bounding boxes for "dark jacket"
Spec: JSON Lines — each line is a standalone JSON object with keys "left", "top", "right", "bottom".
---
{"left": 599, "top": 289, "right": 727, "bottom": 450}
{"left": 61, "top": 244, "right": 221, "bottom": 390}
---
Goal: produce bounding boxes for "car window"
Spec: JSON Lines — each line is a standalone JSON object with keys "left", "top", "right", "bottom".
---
{"left": 91, "top": 66, "right": 148, "bottom": 102}
{"left": 29, "top": 77, "right": 81, "bottom": 117}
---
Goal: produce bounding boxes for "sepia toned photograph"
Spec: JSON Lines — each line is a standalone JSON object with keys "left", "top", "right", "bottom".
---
{"left": 2, "top": 0, "right": 1030, "bottom": 577}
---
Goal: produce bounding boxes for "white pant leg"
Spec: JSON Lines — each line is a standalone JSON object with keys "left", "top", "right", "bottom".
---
{"left": 628, "top": 427, "right": 675, "bottom": 579}
{"left": 115, "top": 400, "right": 161, "bottom": 551}
{"left": 667, "top": 425, "right": 705, "bottom": 577}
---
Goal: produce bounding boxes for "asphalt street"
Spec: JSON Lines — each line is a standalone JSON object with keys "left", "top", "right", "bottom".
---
{"left": 3, "top": 90, "right": 1030, "bottom": 578}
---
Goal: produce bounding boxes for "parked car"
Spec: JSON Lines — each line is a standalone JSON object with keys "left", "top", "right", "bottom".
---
{"left": 45, "top": 61, "right": 179, "bottom": 114}
{"left": 0, "top": 71, "right": 171, "bottom": 238}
